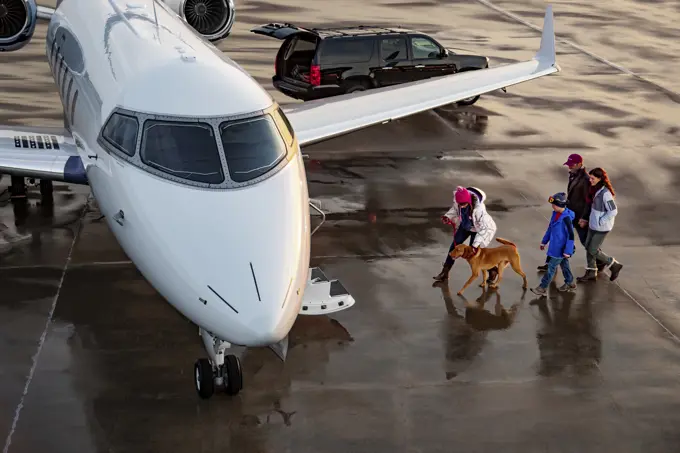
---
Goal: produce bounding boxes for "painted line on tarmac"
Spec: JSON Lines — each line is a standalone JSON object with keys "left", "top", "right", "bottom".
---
{"left": 3, "top": 202, "right": 88, "bottom": 453}
{"left": 474, "top": 0, "right": 680, "bottom": 102}
{"left": 0, "top": 260, "right": 134, "bottom": 271}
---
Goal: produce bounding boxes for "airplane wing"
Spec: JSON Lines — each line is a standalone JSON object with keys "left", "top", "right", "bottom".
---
{"left": 37, "top": 5, "right": 56, "bottom": 20}
{"left": 0, "top": 125, "right": 88, "bottom": 185}
{"left": 283, "top": 5, "right": 559, "bottom": 148}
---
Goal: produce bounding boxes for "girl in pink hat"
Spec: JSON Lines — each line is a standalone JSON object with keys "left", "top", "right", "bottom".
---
{"left": 434, "top": 186, "right": 498, "bottom": 282}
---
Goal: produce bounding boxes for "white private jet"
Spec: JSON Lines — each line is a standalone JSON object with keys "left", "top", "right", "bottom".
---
{"left": 0, "top": 0, "right": 559, "bottom": 399}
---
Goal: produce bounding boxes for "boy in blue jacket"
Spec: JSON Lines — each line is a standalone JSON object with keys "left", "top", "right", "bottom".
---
{"left": 530, "top": 192, "right": 576, "bottom": 296}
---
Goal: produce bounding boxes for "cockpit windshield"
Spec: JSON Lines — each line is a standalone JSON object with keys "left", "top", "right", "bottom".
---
{"left": 140, "top": 120, "right": 225, "bottom": 184}
{"left": 100, "top": 106, "right": 295, "bottom": 187}
{"left": 219, "top": 114, "right": 288, "bottom": 183}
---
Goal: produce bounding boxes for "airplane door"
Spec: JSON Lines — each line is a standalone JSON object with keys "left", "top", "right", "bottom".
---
{"left": 372, "top": 36, "right": 414, "bottom": 87}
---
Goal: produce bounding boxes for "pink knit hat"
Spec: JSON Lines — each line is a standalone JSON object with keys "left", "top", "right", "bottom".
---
{"left": 454, "top": 186, "right": 471, "bottom": 204}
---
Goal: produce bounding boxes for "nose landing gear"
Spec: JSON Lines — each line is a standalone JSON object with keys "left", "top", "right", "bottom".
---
{"left": 195, "top": 328, "right": 243, "bottom": 399}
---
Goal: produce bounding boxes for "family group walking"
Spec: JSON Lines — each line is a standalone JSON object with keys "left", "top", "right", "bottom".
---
{"left": 433, "top": 153, "right": 623, "bottom": 295}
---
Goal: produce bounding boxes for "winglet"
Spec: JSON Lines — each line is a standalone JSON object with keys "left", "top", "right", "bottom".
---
{"left": 534, "top": 5, "right": 558, "bottom": 70}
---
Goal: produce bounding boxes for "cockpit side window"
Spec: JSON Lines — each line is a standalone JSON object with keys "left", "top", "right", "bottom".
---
{"left": 219, "top": 114, "right": 288, "bottom": 183}
{"left": 140, "top": 120, "right": 224, "bottom": 184}
{"left": 271, "top": 107, "right": 295, "bottom": 147}
{"left": 102, "top": 112, "right": 139, "bottom": 157}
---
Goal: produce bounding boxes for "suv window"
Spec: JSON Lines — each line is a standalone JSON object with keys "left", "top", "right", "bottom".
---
{"left": 319, "top": 38, "right": 373, "bottom": 63}
{"left": 411, "top": 36, "right": 441, "bottom": 59}
{"left": 140, "top": 121, "right": 224, "bottom": 184}
{"left": 380, "top": 37, "right": 408, "bottom": 61}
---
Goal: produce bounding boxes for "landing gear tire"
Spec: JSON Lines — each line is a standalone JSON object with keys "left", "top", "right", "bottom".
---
{"left": 194, "top": 358, "right": 215, "bottom": 399}
{"left": 224, "top": 354, "right": 243, "bottom": 395}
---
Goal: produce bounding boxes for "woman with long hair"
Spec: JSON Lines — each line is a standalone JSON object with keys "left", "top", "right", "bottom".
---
{"left": 577, "top": 167, "right": 623, "bottom": 282}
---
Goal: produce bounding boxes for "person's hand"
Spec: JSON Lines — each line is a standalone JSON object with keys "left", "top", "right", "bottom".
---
{"left": 540, "top": 244, "right": 546, "bottom": 251}
{"left": 471, "top": 246, "right": 479, "bottom": 255}
{"left": 563, "top": 253, "right": 571, "bottom": 258}
{"left": 441, "top": 216, "right": 452, "bottom": 225}
{"left": 578, "top": 219, "right": 588, "bottom": 228}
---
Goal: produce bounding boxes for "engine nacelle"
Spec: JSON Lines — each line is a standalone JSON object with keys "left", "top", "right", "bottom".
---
{"left": 161, "top": 0, "right": 235, "bottom": 43}
{"left": 0, "top": 0, "right": 37, "bottom": 52}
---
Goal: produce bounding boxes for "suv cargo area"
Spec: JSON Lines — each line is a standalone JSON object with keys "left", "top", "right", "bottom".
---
{"left": 252, "top": 23, "right": 342, "bottom": 100}
{"left": 278, "top": 35, "right": 318, "bottom": 85}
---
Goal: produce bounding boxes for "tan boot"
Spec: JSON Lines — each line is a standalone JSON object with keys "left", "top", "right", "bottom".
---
{"left": 576, "top": 269, "right": 597, "bottom": 282}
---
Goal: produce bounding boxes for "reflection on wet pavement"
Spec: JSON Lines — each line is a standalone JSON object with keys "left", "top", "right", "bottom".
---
{"left": 531, "top": 290, "right": 602, "bottom": 379}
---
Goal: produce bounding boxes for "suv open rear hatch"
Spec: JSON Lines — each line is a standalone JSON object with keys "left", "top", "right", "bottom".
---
{"left": 252, "top": 23, "right": 322, "bottom": 91}
{"left": 251, "top": 23, "right": 319, "bottom": 40}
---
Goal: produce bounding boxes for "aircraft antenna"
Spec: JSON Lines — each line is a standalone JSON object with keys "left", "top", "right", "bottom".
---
{"left": 106, "top": 0, "right": 140, "bottom": 37}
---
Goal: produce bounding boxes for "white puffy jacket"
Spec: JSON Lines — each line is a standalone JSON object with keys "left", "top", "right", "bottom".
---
{"left": 443, "top": 187, "right": 497, "bottom": 248}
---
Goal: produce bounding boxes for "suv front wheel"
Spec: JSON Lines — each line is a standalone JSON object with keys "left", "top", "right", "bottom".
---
{"left": 456, "top": 68, "right": 481, "bottom": 106}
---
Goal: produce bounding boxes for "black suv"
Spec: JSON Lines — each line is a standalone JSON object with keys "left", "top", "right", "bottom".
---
{"left": 251, "top": 23, "right": 490, "bottom": 105}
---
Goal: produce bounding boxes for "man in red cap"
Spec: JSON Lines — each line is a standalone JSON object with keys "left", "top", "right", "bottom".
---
{"left": 537, "top": 153, "right": 607, "bottom": 273}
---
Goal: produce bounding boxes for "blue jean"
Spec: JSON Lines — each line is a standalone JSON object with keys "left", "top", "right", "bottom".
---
{"left": 444, "top": 228, "right": 476, "bottom": 267}
{"left": 540, "top": 256, "right": 574, "bottom": 288}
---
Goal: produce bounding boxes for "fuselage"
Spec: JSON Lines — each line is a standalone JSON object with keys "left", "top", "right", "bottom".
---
{"left": 44, "top": 0, "right": 311, "bottom": 346}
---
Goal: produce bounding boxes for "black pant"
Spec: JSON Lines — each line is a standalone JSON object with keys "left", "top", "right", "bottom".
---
{"left": 574, "top": 222, "right": 588, "bottom": 245}
{"left": 445, "top": 228, "right": 476, "bottom": 267}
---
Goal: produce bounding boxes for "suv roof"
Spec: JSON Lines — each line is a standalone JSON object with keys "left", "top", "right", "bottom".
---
{"left": 312, "top": 25, "right": 414, "bottom": 39}
{"left": 251, "top": 22, "right": 415, "bottom": 41}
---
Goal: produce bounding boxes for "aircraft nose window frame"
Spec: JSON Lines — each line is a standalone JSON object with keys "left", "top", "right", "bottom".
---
{"left": 101, "top": 112, "right": 139, "bottom": 157}
{"left": 219, "top": 108, "right": 295, "bottom": 183}
{"left": 96, "top": 104, "right": 298, "bottom": 189}
{"left": 140, "top": 120, "right": 225, "bottom": 185}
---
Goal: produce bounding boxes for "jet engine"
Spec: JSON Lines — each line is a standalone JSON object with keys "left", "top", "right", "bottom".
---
{"left": 162, "top": 0, "right": 235, "bottom": 42}
{"left": 0, "top": 0, "right": 37, "bottom": 52}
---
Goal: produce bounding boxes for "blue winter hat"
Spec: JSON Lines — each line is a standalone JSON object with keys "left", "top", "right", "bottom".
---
{"left": 548, "top": 192, "right": 567, "bottom": 207}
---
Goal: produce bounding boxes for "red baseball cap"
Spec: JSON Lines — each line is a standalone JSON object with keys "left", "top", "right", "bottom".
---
{"left": 563, "top": 153, "right": 583, "bottom": 166}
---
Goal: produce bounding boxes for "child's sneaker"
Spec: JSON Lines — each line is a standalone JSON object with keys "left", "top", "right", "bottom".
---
{"left": 558, "top": 282, "right": 577, "bottom": 292}
{"left": 530, "top": 286, "right": 547, "bottom": 297}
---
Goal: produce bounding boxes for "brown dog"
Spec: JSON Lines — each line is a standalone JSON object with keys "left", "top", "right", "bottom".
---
{"left": 448, "top": 238, "right": 528, "bottom": 295}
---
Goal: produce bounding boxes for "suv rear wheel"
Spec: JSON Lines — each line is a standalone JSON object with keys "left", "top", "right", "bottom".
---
{"left": 344, "top": 80, "right": 370, "bottom": 94}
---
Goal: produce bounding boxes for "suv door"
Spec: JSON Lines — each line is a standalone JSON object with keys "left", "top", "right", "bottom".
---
{"left": 372, "top": 36, "right": 414, "bottom": 87}
{"left": 408, "top": 35, "right": 456, "bottom": 81}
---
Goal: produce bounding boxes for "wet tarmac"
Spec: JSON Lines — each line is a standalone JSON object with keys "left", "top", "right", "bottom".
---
{"left": 3, "top": 0, "right": 680, "bottom": 452}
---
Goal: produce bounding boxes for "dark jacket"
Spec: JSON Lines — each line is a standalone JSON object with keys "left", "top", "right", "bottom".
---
{"left": 541, "top": 208, "right": 576, "bottom": 258}
{"left": 566, "top": 167, "right": 590, "bottom": 221}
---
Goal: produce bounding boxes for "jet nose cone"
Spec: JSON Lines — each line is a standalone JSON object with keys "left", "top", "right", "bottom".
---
{"left": 245, "top": 270, "right": 301, "bottom": 346}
